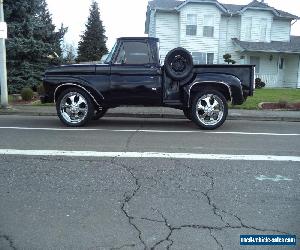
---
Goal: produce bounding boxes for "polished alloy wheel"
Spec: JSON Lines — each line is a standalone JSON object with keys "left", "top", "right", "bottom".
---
{"left": 59, "top": 92, "right": 88, "bottom": 124}
{"left": 196, "top": 94, "right": 224, "bottom": 126}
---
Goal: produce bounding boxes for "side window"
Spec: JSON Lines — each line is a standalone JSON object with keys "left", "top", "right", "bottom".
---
{"left": 115, "top": 41, "right": 150, "bottom": 65}
{"left": 186, "top": 14, "right": 197, "bottom": 36}
{"left": 203, "top": 15, "right": 214, "bottom": 37}
{"left": 260, "top": 18, "right": 267, "bottom": 42}
{"left": 192, "top": 52, "right": 214, "bottom": 64}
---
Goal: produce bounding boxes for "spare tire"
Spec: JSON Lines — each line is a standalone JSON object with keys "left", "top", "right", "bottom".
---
{"left": 164, "top": 47, "right": 193, "bottom": 81}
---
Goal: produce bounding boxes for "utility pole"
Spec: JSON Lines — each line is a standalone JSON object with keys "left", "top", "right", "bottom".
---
{"left": 0, "top": 0, "right": 8, "bottom": 108}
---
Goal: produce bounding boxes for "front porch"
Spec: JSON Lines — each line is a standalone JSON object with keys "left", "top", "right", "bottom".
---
{"left": 232, "top": 38, "right": 300, "bottom": 88}
{"left": 244, "top": 52, "right": 300, "bottom": 88}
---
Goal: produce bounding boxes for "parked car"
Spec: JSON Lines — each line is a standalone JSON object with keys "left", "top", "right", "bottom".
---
{"left": 42, "top": 37, "right": 255, "bottom": 130}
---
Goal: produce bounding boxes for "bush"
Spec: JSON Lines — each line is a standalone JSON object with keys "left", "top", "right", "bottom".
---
{"left": 255, "top": 78, "right": 266, "bottom": 89}
{"left": 37, "top": 84, "right": 45, "bottom": 95}
{"left": 21, "top": 87, "right": 34, "bottom": 101}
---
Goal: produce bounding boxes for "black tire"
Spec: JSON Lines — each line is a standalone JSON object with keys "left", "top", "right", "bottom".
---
{"left": 56, "top": 88, "right": 94, "bottom": 127}
{"left": 183, "top": 107, "right": 192, "bottom": 120}
{"left": 92, "top": 107, "right": 108, "bottom": 120}
{"left": 191, "top": 89, "right": 228, "bottom": 130}
{"left": 164, "top": 47, "right": 193, "bottom": 81}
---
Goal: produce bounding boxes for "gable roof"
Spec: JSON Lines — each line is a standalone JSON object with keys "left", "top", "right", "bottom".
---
{"left": 147, "top": 0, "right": 299, "bottom": 19}
{"left": 232, "top": 37, "right": 300, "bottom": 54}
{"left": 148, "top": 0, "right": 183, "bottom": 10}
{"left": 145, "top": 0, "right": 299, "bottom": 34}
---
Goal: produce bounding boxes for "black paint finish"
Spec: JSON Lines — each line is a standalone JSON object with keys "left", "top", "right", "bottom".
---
{"left": 42, "top": 37, "right": 254, "bottom": 109}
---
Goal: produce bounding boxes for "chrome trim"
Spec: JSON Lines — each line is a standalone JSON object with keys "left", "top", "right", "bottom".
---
{"left": 187, "top": 81, "right": 233, "bottom": 107}
{"left": 54, "top": 83, "right": 104, "bottom": 107}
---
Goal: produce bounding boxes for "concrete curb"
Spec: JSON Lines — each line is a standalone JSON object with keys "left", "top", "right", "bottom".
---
{"left": 1, "top": 109, "right": 300, "bottom": 122}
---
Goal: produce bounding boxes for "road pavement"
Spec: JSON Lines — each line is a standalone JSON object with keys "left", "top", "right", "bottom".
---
{"left": 0, "top": 115, "right": 299, "bottom": 250}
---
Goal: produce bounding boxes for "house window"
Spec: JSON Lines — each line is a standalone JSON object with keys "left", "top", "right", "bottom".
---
{"left": 260, "top": 18, "right": 267, "bottom": 41}
{"left": 250, "top": 56, "right": 260, "bottom": 73}
{"left": 203, "top": 15, "right": 214, "bottom": 37}
{"left": 186, "top": 14, "right": 197, "bottom": 36}
{"left": 244, "top": 17, "right": 252, "bottom": 40}
{"left": 192, "top": 52, "right": 214, "bottom": 64}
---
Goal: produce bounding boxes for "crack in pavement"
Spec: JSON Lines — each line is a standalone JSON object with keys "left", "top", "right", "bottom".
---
{"left": 124, "top": 123, "right": 143, "bottom": 150}
{"left": 0, "top": 234, "right": 17, "bottom": 250}
{"left": 150, "top": 210, "right": 179, "bottom": 250}
{"left": 209, "top": 229, "right": 224, "bottom": 250}
{"left": 110, "top": 159, "right": 147, "bottom": 249}
{"left": 109, "top": 160, "right": 293, "bottom": 249}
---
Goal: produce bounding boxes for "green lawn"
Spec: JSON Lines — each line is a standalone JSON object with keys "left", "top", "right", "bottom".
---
{"left": 231, "top": 88, "right": 300, "bottom": 110}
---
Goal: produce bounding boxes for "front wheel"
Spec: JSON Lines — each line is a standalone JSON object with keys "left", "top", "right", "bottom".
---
{"left": 56, "top": 88, "right": 94, "bottom": 127}
{"left": 191, "top": 90, "right": 228, "bottom": 130}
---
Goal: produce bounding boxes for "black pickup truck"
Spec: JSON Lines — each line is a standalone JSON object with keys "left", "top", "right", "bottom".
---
{"left": 42, "top": 37, "right": 255, "bottom": 129}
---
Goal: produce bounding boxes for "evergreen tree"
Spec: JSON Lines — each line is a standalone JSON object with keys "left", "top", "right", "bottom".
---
{"left": 63, "top": 43, "right": 76, "bottom": 64}
{"left": 4, "top": 0, "right": 67, "bottom": 93}
{"left": 77, "top": 1, "right": 108, "bottom": 62}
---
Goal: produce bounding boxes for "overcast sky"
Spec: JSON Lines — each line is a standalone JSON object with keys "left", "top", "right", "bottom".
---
{"left": 47, "top": 0, "right": 300, "bottom": 50}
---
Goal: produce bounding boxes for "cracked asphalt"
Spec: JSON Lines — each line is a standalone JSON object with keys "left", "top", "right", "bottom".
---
{"left": 0, "top": 116, "right": 299, "bottom": 249}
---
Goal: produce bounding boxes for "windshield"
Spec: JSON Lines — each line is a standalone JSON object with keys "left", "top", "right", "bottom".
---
{"left": 104, "top": 42, "right": 117, "bottom": 64}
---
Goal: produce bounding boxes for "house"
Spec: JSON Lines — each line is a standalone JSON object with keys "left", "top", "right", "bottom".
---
{"left": 145, "top": 0, "right": 300, "bottom": 88}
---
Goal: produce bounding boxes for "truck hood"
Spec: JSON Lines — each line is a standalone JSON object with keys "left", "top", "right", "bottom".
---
{"left": 45, "top": 63, "right": 109, "bottom": 75}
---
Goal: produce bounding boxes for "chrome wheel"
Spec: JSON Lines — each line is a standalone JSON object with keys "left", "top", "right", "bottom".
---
{"left": 59, "top": 92, "right": 88, "bottom": 124}
{"left": 196, "top": 94, "right": 224, "bottom": 126}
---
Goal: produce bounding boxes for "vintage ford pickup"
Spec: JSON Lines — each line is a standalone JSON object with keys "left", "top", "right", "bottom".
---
{"left": 42, "top": 37, "right": 255, "bottom": 129}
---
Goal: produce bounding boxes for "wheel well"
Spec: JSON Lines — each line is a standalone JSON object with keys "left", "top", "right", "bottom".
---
{"left": 190, "top": 82, "right": 231, "bottom": 104}
{"left": 54, "top": 84, "right": 103, "bottom": 108}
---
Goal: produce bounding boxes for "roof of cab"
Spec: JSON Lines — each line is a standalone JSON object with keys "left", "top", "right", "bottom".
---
{"left": 117, "top": 37, "right": 159, "bottom": 42}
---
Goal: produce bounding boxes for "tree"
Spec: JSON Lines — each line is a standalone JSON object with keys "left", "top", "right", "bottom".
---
{"left": 63, "top": 43, "right": 76, "bottom": 64}
{"left": 223, "top": 53, "right": 236, "bottom": 64}
{"left": 77, "top": 1, "right": 108, "bottom": 62}
{"left": 4, "top": 0, "right": 67, "bottom": 93}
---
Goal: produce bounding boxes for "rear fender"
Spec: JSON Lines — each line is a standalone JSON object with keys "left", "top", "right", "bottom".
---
{"left": 183, "top": 73, "right": 244, "bottom": 107}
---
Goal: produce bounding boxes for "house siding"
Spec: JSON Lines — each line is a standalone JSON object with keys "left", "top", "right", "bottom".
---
{"left": 155, "top": 12, "right": 179, "bottom": 60}
{"left": 148, "top": 10, "right": 156, "bottom": 37}
{"left": 271, "top": 20, "right": 291, "bottom": 42}
{"left": 240, "top": 10, "right": 273, "bottom": 42}
{"left": 284, "top": 54, "right": 299, "bottom": 88}
{"left": 179, "top": 3, "right": 221, "bottom": 64}
{"left": 147, "top": 1, "right": 300, "bottom": 88}
{"left": 218, "top": 16, "right": 241, "bottom": 64}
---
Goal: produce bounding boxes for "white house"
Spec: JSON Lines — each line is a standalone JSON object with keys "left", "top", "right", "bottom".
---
{"left": 145, "top": 0, "right": 300, "bottom": 88}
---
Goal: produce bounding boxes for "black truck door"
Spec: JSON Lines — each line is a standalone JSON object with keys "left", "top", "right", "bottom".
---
{"left": 109, "top": 40, "right": 162, "bottom": 105}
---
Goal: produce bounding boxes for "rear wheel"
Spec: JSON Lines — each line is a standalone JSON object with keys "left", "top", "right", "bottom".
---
{"left": 56, "top": 88, "right": 94, "bottom": 127}
{"left": 191, "top": 89, "right": 228, "bottom": 130}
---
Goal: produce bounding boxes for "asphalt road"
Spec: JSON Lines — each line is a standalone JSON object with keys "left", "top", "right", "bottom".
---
{"left": 0, "top": 115, "right": 299, "bottom": 250}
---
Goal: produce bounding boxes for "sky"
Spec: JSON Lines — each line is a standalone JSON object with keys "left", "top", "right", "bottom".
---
{"left": 47, "top": 0, "right": 300, "bottom": 50}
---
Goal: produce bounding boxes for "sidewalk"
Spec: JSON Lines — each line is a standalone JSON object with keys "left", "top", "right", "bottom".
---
{"left": 0, "top": 105, "right": 300, "bottom": 122}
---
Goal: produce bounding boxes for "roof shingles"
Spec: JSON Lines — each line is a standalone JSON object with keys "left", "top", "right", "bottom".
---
{"left": 232, "top": 37, "right": 300, "bottom": 54}
{"left": 148, "top": 0, "right": 299, "bottom": 19}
